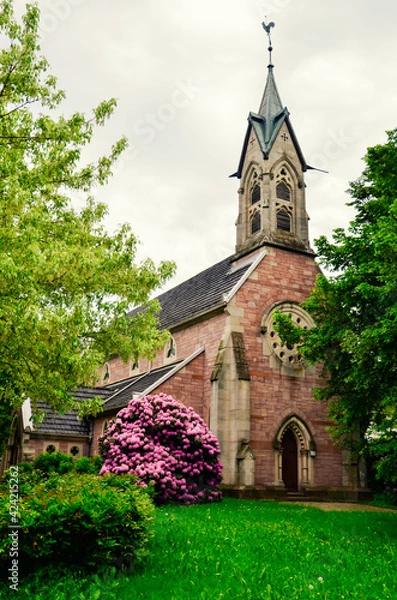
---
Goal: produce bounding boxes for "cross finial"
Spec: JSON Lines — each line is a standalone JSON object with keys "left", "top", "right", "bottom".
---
{"left": 261, "top": 19, "right": 275, "bottom": 67}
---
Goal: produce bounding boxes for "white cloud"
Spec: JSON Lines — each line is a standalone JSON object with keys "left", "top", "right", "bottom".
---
{"left": 10, "top": 0, "right": 397, "bottom": 289}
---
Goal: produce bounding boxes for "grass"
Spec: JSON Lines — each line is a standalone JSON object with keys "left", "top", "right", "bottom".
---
{"left": 1, "top": 499, "right": 397, "bottom": 600}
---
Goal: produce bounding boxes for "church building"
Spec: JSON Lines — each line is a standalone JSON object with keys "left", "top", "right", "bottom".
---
{"left": 3, "top": 25, "right": 369, "bottom": 499}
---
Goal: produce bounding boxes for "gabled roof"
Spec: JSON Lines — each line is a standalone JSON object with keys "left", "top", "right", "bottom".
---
{"left": 102, "top": 347, "right": 205, "bottom": 412}
{"left": 233, "top": 110, "right": 308, "bottom": 180}
{"left": 30, "top": 387, "right": 113, "bottom": 436}
{"left": 103, "top": 361, "right": 184, "bottom": 411}
{"left": 129, "top": 255, "right": 254, "bottom": 331}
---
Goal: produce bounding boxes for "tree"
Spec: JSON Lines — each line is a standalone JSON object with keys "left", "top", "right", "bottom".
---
{"left": 275, "top": 129, "right": 397, "bottom": 496}
{"left": 0, "top": 0, "right": 175, "bottom": 447}
{"left": 99, "top": 393, "right": 223, "bottom": 505}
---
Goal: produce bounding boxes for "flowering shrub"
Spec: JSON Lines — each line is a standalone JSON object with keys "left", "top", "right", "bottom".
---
{"left": 99, "top": 393, "right": 222, "bottom": 505}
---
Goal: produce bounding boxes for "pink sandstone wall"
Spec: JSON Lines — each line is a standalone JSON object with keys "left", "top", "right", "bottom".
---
{"left": 233, "top": 247, "right": 343, "bottom": 488}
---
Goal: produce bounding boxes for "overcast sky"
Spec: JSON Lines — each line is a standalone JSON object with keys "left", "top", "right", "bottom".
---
{"left": 13, "top": 0, "right": 397, "bottom": 291}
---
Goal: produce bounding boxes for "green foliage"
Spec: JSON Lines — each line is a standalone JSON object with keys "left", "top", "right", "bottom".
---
{"left": 0, "top": 0, "right": 175, "bottom": 447}
{"left": 0, "top": 452, "right": 104, "bottom": 483}
{"left": 75, "top": 455, "right": 103, "bottom": 475}
{"left": 0, "top": 402, "right": 15, "bottom": 456}
{"left": 367, "top": 423, "right": 397, "bottom": 505}
{"left": 32, "top": 451, "right": 74, "bottom": 476}
{"left": 0, "top": 472, "right": 155, "bottom": 576}
{"left": 272, "top": 310, "right": 305, "bottom": 348}
{"left": 3, "top": 499, "right": 397, "bottom": 599}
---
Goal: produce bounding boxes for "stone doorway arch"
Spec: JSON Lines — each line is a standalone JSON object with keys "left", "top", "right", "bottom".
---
{"left": 274, "top": 416, "right": 316, "bottom": 491}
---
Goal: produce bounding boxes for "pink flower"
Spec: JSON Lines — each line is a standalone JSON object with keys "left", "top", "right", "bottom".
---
{"left": 100, "top": 393, "right": 222, "bottom": 505}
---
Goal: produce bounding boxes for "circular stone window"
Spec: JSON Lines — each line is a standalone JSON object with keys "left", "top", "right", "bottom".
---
{"left": 262, "top": 303, "right": 313, "bottom": 368}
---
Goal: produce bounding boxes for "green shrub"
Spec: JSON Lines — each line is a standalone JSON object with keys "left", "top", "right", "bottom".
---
{"left": 75, "top": 455, "right": 102, "bottom": 474}
{"left": 0, "top": 472, "right": 155, "bottom": 574}
{"left": 32, "top": 451, "right": 74, "bottom": 475}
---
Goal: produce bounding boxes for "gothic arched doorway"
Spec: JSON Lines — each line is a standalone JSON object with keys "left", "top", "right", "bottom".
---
{"left": 274, "top": 415, "right": 315, "bottom": 491}
{"left": 282, "top": 429, "right": 298, "bottom": 491}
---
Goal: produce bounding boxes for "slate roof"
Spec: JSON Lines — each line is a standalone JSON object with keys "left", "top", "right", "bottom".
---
{"left": 129, "top": 255, "right": 251, "bottom": 330}
{"left": 34, "top": 386, "right": 113, "bottom": 436}
{"left": 31, "top": 349, "right": 206, "bottom": 434}
{"left": 103, "top": 361, "right": 184, "bottom": 411}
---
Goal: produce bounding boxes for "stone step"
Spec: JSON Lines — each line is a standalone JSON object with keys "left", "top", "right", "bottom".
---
{"left": 282, "top": 493, "right": 323, "bottom": 502}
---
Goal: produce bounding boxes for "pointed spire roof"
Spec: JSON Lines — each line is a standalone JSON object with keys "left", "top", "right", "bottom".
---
{"left": 258, "top": 65, "right": 284, "bottom": 128}
{"left": 232, "top": 52, "right": 307, "bottom": 179}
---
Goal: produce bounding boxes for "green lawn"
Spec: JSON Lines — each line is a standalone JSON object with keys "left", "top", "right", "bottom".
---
{"left": 2, "top": 499, "right": 397, "bottom": 599}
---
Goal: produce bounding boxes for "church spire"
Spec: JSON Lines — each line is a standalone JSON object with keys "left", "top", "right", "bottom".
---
{"left": 258, "top": 21, "right": 284, "bottom": 142}
{"left": 258, "top": 66, "right": 284, "bottom": 136}
{"left": 233, "top": 20, "right": 313, "bottom": 259}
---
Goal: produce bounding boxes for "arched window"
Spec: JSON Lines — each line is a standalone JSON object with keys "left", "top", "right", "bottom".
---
{"left": 251, "top": 184, "right": 261, "bottom": 205}
{"left": 276, "top": 181, "right": 290, "bottom": 201}
{"left": 277, "top": 208, "right": 291, "bottom": 232}
{"left": 251, "top": 211, "right": 261, "bottom": 234}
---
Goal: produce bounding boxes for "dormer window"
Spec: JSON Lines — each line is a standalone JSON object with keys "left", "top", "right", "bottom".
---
{"left": 251, "top": 184, "right": 261, "bottom": 205}
{"left": 165, "top": 336, "right": 177, "bottom": 362}
{"left": 102, "top": 363, "right": 110, "bottom": 383}
{"left": 251, "top": 211, "right": 261, "bottom": 234}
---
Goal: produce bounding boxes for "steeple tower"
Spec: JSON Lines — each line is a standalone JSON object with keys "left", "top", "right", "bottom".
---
{"left": 233, "top": 22, "right": 313, "bottom": 259}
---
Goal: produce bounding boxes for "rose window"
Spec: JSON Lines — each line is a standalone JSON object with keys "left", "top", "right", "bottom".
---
{"left": 263, "top": 304, "right": 313, "bottom": 368}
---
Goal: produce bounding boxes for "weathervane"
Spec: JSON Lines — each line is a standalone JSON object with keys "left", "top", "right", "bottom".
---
{"left": 262, "top": 19, "right": 275, "bottom": 66}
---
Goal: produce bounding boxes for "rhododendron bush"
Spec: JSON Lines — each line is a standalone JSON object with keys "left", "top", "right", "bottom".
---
{"left": 99, "top": 393, "right": 222, "bottom": 504}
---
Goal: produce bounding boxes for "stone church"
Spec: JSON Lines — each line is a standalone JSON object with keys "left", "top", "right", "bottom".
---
{"left": 2, "top": 29, "right": 368, "bottom": 499}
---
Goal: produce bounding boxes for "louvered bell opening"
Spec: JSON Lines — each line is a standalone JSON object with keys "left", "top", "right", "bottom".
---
{"left": 276, "top": 208, "right": 291, "bottom": 232}
{"left": 251, "top": 184, "right": 261, "bottom": 205}
{"left": 276, "top": 181, "right": 290, "bottom": 201}
{"left": 251, "top": 211, "right": 261, "bottom": 234}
